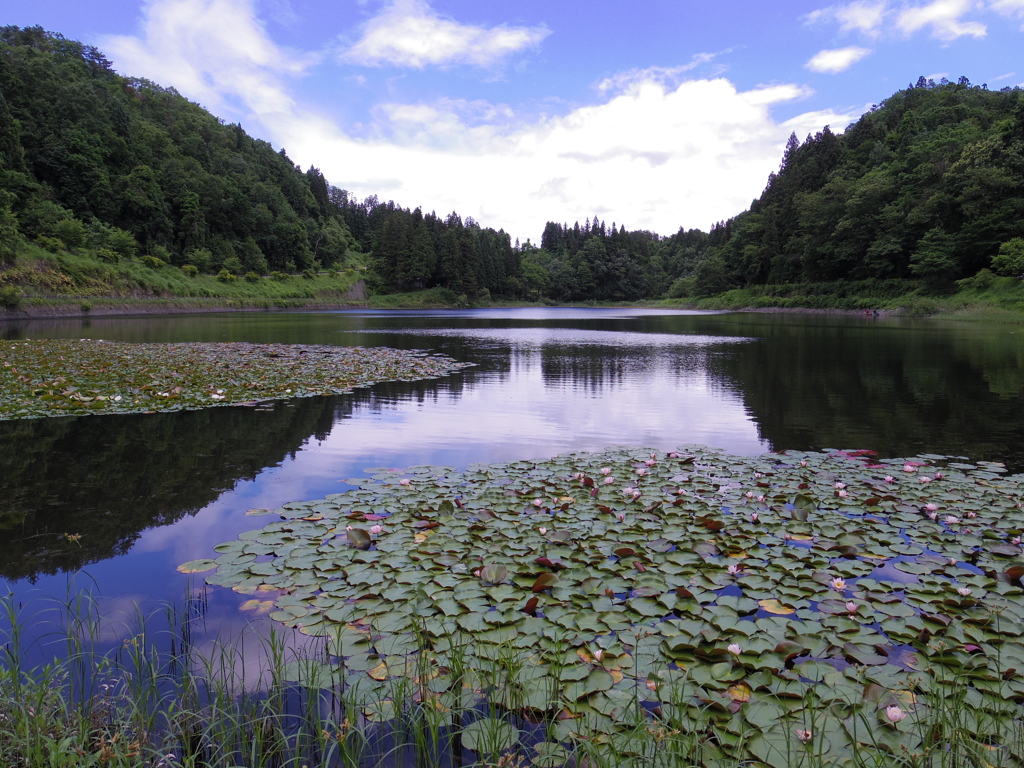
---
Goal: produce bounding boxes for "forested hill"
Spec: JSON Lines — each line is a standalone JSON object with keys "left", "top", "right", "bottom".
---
{"left": 697, "top": 78, "right": 1024, "bottom": 295}
{"left": 0, "top": 25, "right": 358, "bottom": 275}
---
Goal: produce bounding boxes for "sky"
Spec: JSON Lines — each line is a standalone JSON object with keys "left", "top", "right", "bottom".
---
{"left": 5, "top": 0, "right": 1024, "bottom": 243}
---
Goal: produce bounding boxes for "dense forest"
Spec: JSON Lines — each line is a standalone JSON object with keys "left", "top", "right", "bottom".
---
{"left": 2, "top": 25, "right": 1024, "bottom": 306}
{"left": 0, "top": 26, "right": 358, "bottom": 276}
{"left": 688, "top": 76, "right": 1024, "bottom": 298}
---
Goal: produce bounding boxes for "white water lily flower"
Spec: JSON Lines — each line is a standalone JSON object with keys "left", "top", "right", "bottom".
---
{"left": 727, "top": 643, "right": 742, "bottom": 656}
{"left": 885, "top": 706, "right": 907, "bottom": 723}
{"left": 830, "top": 577, "right": 847, "bottom": 591}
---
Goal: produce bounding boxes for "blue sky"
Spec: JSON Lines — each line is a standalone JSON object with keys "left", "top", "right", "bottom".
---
{"left": 6, "top": 0, "right": 1024, "bottom": 242}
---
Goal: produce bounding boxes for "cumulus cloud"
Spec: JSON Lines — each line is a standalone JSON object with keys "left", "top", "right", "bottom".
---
{"left": 339, "top": 0, "right": 550, "bottom": 68}
{"left": 806, "top": 46, "right": 872, "bottom": 73}
{"left": 805, "top": 1, "right": 888, "bottom": 36}
{"left": 278, "top": 78, "right": 854, "bottom": 239}
{"left": 895, "top": 0, "right": 986, "bottom": 40}
{"left": 99, "top": 0, "right": 310, "bottom": 119}
{"left": 99, "top": 0, "right": 854, "bottom": 241}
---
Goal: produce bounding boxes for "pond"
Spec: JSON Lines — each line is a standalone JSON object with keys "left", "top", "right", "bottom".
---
{"left": 2, "top": 307, "right": 1024, "bottom": 764}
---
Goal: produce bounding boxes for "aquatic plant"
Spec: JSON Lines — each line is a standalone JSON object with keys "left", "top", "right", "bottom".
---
{"left": 188, "top": 446, "right": 1024, "bottom": 765}
{"left": 0, "top": 339, "right": 471, "bottom": 419}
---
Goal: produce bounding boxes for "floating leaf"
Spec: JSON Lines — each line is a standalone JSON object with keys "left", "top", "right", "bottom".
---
{"left": 177, "top": 559, "right": 218, "bottom": 574}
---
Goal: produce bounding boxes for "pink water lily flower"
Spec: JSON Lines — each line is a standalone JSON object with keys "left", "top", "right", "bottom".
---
{"left": 727, "top": 564, "right": 742, "bottom": 575}
{"left": 745, "top": 491, "right": 754, "bottom": 498}
{"left": 600, "top": 467, "right": 612, "bottom": 475}
{"left": 927, "top": 512, "right": 937, "bottom": 520}
{"left": 920, "top": 476, "right": 932, "bottom": 483}
{"left": 966, "top": 510, "right": 977, "bottom": 519}
{"left": 935, "top": 472, "right": 944, "bottom": 480}
{"left": 903, "top": 464, "right": 917, "bottom": 473}
{"left": 369, "top": 524, "right": 383, "bottom": 535}
{"left": 538, "top": 527, "right": 547, "bottom": 535}
{"left": 884, "top": 475, "right": 895, "bottom": 483}
{"left": 749, "top": 512, "right": 759, "bottom": 523}
{"left": 945, "top": 515, "right": 960, "bottom": 525}
{"left": 885, "top": 706, "right": 907, "bottom": 723}
{"left": 800, "top": 460, "right": 807, "bottom": 467}
{"left": 636, "top": 468, "right": 646, "bottom": 476}
{"left": 616, "top": 513, "right": 625, "bottom": 522}
{"left": 668, "top": 451, "right": 680, "bottom": 458}
{"left": 603, "top": 476, "right": 615, "bottom": 485}
{"left": 572, "top": 472, "right": 584, "bottom": 481}
{"left": 836, "top": 489, "right": 849, "bottom": 498}
{"left": 727, "top": 643, "right": 742, "bottom": 656}
{"left": 846, "top": 601, "right": 858, "bottom": 614}
{"left": 645, "top": 459, "right": 656, "bottom": 467}
{"left": 1012, "top": 537, "right": 1021, "bottom": 546}
{"left": 830, "top": 577, "right": 847, "bottom": 591}
{"left": 834, "top": 482, "right": 846, "bottom": 489}
{"left": 957, "top": 586, "right": 972, "bottom": 597}
{"left": 532, "top": 498, "right": 544, "bottom": 508}
{"left": 399, "top": 478, "right": 411, "bottom": 486}
{"left": 924, "top": 503, "right": 939, "bottom": 512}
{"left": 795, "top": 729, "right": 813, "bottom": 744}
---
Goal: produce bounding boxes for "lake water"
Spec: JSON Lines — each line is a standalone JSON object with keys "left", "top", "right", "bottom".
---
{"left": 2, "top": 307, "right": 1023, "bottom": 653}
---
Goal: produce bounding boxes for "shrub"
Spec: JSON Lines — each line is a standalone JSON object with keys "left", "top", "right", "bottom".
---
{"left": 991, "top": 238, "right": 1024, "bottom": 277}
{"left": 80, "top": 301, "right": 92, "bottom": 312}
{"left": 95, "top": 248, "right": 120, "bottom": 264}
{"left": 35, "top": 235, "right": 65, "bottom": 253}
{"left": 180, "top": 264, "right": 199, "bottom": 277}
{"left": 186, "top": 248, "right": 212, "bottom": 272}
{"left": 302, "top": 268, "right": 315, "bottom": 280}
{"left": 52, "top": 218, "right": 87, "bottom": 249}
{"left": 217, "top": 269, "right": 236, "bottom": 283}
{"left": 222, "top": 255, "right": 244, "bottom": 275}
{"left": 244, "top": 271, "right": 260, "bottom": 283}
{"left": 0, "top": 285, "right": 22, "bottom": 310}
{"left": 271, "top": 271, "right": 290, "bottom": 281}
{"left": 0, "top": 206, "right": 21, "bottom": 265}
{"left": 139, "top": 255, "right": 166, "bottom": 269}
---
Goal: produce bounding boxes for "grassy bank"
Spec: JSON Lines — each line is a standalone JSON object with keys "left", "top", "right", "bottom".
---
{"left": 657, "top": 273, "right": 1024, "bottom": 321}
{"left": 0, "top": 242, "right": 369, "bottom": 318}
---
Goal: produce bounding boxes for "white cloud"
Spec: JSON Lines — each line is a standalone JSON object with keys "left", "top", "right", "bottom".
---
{"left": 896, "top": 0, "right": 987, "bottom": 40}
{"left": 99, "top": 0, "right": 310, "bottom": 119}
{"left": 339, "top": 0, "right": 550, "bottom": 69}
{"left": 278, "top": 78, "right": 854, "bottom": 239}
{"left": 805, "top": 46, "right": 872, "bottom": 73}
{"left": 100, "top": 0, "right": 855, "bottom": 242}
{"left": 595, "top": 52, "right": 724, "bottom": 93}
{"left": 805, "top": 2, "right": 888, "bottom": 36}
{"left": 990, "top": 0, "right": 1024, "bottom": 15}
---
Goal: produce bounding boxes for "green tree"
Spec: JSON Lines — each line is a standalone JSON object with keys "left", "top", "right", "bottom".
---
{"left": 991, "top": 238, "right": 1024, "bottom": 277}
{"left": 0, "top": 205, "right": 22, "bottom": 264}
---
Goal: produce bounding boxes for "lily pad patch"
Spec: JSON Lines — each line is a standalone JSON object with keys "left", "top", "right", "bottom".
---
{"left": 193, "top": 446, "right": 1024, "bottom": 765}
{"left": 0, "top": 339, "right": 472, "bottom": 419}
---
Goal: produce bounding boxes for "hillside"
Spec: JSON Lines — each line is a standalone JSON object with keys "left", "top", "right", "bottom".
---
{"left": 686, "top": 77, "right": 1024, "bottom": 299}
{"left": 2, "top": 25, "right": 1024, "bottom": 314}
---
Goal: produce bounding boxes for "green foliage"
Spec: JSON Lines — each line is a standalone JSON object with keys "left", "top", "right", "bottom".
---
{"left": 216, "top": 268, "right": 236, "bottom": 283}
{"left": 991, "top": 238, "right": 1024, "bottom": 277}
{"left": 244, "top": 271, "right": 260, "bottom": 283}
{"left": 302, "top": 268, "right": 315, "bottom": 280}
{"left": 94, "top": 248, "right": 119, "bottom": 264}
{"left": 34, "top": 235, "right": 64, "bottom": 253}
{"left": 180, "top": 264, "right": 198, "bottom": 277}
{"left": 0, "top": 284, "right": 21, "bottom": 310}
{"left": 271, "top": 271, "right": 289, "bottom": 281}
{"left": 51, "top": 217, "right": 86, "bottom": 249}
{"left": 138, "top": 254, "right": 165, "bottom": 269}
{"left": 0, "top": 205, "right": 21, "bottom": 265}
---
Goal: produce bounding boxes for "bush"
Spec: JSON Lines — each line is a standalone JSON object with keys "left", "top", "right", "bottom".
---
{"left": 302, "top": 268, "right": 315, "bottom": 280}
{"left": 35, "top": 235, "right": 65, "bottom": 253}
{"left": 186, "top": 248, "right": 213, "bottom": 272}
{"left": 139, "top": 255, "right": 166, "bottom": 269}
{"left": 0, "top": 206, "right": 22, "bottom": 265}
{"left": 95, "top": 248, "right": 120, "bottom": 264}
{"left": 222, "top": 255, "right": 244, "bottom": 275}
{"left": 80, "top": 301, "right": 92, "bottom": 312}
{"left": 244, "top": 271, "right": 260, "bottom": 283}
{"left": 52, "top": 218, "right": 87, "bottom": 249}
{"left": 991, "top": 238, "right": 1024, "bottom": 277}
{"left": 217, "top": 269, "right": 236, "bottom": 283}
{"left": 271, "top": 271, "right": 290, "bottom": 281}
{"left": 0, "top": 285, "right": 22, "bottom": 310}
{"left": 180, "top": 264, "right": 199, "bottom": 277}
